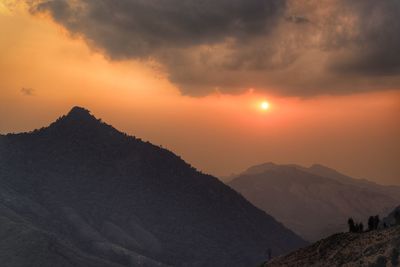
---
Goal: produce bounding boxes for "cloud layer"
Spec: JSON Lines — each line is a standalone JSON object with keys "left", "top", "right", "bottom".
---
{"left": 30, "top": 0, "right": 400, "bottom": 96}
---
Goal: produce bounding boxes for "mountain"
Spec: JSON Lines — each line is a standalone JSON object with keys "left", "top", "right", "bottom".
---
{"left": 384, "top": 206, "right": 400, "bottom": 227}
{"left": 264, "top": 225, "right": 400, "bottom": 267}
{"left": 0, "top": 107, "right": 306, "bottom": 267}
{"left": 229, "top": 162, "right": 400, "bottom": 241}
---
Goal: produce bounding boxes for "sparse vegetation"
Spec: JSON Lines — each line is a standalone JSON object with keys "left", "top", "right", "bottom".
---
{"left": 265, "top": 223, "right": 400, "bottom": 267}
{"left": 348, "top": 218, "right": 356, "bottom": 232}
{"left": 348, "top": 218, "right": 364, "bottom": 233}
{"left": 374, "top": 215, "right": 380, "bottom": 229}
{"left": 368, "top": 216, "right": 374, "bottom": 231}
{"left": 367, "top": 215, "right": 381, "bottom": 231}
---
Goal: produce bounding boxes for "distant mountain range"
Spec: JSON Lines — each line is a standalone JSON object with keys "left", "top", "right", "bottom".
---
{"left": 0, "top": 107, "right": 306, "bottom": 267}
{"left": 229, "top": 162, "right": 400, "bottom": 241}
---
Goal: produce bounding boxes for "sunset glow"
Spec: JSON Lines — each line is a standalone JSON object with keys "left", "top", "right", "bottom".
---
{"left": 1, "top": 2, "right": 400, "bottom": 266}
{"left": 0, "top": 2, "right": 399, "bottom": 186}
{"left": 260, "top": 101, "right": 270, "bottom": 111}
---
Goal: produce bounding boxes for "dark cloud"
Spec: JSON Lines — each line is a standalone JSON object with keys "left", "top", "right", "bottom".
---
{"left": 30, "top": 0, "right": 400, "bottom": 96}
{"left": 20, "top": 87, "right": 35, "bottom": 96}
{"left": 32, "top": 0, "right": 285, "bottom": 58}
{"left": 327, "top": 0, "right": 400, "bottom": 76}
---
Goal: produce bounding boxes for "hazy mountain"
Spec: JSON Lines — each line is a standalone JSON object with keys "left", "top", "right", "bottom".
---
{"left": 0, "top": 107, "right": 306, "bottom": 267}
{"left": 229, "top": 162, "right": 400, "bottom": 241}
{"left": 264, "top": 225, "right": 400, "bottom": 267}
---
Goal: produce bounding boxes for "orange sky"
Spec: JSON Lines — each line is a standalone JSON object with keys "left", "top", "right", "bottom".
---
{"left": 0, "top": 5, "right": 399, "bottom": 185}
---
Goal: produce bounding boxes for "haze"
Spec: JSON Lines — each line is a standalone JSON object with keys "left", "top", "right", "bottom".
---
{"left": 0, "top": 1, "right": 399, "bottom": 185}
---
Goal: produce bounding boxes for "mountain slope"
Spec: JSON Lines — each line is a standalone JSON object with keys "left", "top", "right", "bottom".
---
{"left": 229, "top": 162, "right": 400, "bottom": 241}
{"left": 384, "top": 206, "right": 400, "bottom": 226}
{"left": 264, "top": 225, "right": 400, "bottom": 267}
{"left": 0, "top": 207, "right": 123, "bottom": 267}
{"left": 0, "top": 107, "right": 306, "bottom": 267}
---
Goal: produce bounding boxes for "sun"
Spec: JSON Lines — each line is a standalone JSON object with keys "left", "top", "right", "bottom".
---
{"left": 260, "top": 101, "right": 270, "bottom": 110}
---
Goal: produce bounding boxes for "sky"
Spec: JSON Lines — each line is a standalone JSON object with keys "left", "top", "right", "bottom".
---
{"left": 0, "top": 1, "right": 399, "bottom": 185}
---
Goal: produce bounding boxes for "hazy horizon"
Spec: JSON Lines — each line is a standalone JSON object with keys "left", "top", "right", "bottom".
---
{"left": 1, "top": 104, "right": 399, "bottom": 186}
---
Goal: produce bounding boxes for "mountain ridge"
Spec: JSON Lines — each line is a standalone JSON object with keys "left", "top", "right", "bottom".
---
{"left": 0, "top": 107, "right": 306, "bottom": 266}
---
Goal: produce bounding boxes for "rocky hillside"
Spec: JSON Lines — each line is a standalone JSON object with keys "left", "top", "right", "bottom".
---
{"left": 0, "top": 107, "right": 306, "bottom": 267}
{"left": 265, "top": 225, "right": 400, "bottom": 267}
{"left": 229, "top": 162, "right": 400, "bottom": 241}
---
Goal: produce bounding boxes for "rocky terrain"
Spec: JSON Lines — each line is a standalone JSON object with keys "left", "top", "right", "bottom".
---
{"left": 264, "top": 225, "right": 400, "bottom": 267}
{"left": 229, "top": 162, "right": 400, "bottom": 241}
{"left": 0, "top": 107, "right": 306, "bottom": 267}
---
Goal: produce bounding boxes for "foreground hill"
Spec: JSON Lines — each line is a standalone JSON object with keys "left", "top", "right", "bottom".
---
{"left": 265, "top": 225, "right": 400, "bottom": 267}
{"left": 0, "top": 107, "right": 305, "bottom": 267}
{"left": 229, "top": 162, "right": 400, "bottom": 241}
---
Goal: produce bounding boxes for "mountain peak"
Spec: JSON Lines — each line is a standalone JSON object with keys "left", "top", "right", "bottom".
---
{"left": 68, "top": 106, "right": 90, "bottom": 114}
{"left": 46, "top": 106, "right": 114, "bottom": 136}
{"left": 55, "top": 106, "right": 101, "bottom": 126}
{"left": 65, "top": 106, "right": 95, "bottom": 120}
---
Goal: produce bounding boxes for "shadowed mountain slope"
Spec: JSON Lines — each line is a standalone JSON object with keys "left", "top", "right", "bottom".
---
{"left": 0, "top": 107, "right": 306, "bottom": 267}
{"left": 229, "top": 162, "right": 400, "bottom": 241}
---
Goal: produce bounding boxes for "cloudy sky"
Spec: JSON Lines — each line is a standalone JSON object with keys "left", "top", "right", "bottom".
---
{"left": 1, "top": 0, "right": 399, "bottom": 184}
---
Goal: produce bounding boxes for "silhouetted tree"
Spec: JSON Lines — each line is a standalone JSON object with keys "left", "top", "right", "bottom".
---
{"left": 348, "top": 218, "right": 356, "bottom": 232}
{"left": 359, "top": 223, "right": 364, "bottom": 232}
{"left": 374, "top": 215, "right": 380, "bottom": 230}
{"left": 368, "top": 216, "right": 375, "bottom": 231}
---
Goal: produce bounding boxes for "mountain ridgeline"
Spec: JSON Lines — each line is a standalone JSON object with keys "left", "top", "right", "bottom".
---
{"left": 0, "top": 107, "right": 306, "bottom": 267}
